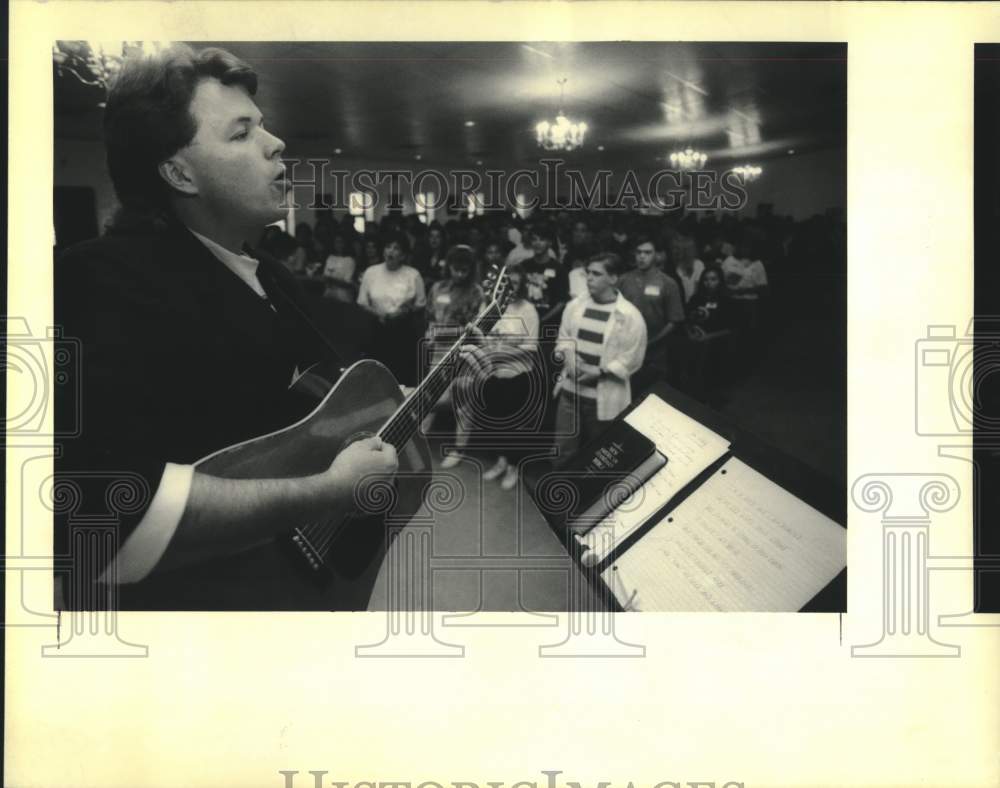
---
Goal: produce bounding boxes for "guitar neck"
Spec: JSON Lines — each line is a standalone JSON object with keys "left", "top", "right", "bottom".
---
{"left": 378, "top": 302, "right": 504, "bottom": 450}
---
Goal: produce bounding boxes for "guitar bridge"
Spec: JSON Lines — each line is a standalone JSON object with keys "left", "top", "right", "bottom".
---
{"left": 291, "top": 527, "right": 325, "bottom": 572}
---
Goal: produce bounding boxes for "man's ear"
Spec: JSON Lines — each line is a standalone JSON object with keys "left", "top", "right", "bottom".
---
{"left": 157, "top": 156, "right": 199, "bottom": 197}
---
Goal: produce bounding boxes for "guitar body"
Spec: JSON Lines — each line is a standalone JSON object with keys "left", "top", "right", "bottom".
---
{"left": 116, "top": 266, "right": 511, "bottom": 611}
{"left": 120, "top": 360, "right": 432, "bottom": 611}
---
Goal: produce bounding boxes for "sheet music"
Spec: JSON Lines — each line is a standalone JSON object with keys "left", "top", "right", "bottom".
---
{"left": 602, "top": 457, "right": 846, "bottom": 611}
{"left": 578, "top": 394, "right": 730, "bottom": 562}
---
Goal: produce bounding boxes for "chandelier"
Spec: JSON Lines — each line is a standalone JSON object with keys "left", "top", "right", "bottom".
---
{"left": 53, "top": 41, "right": 172, "bottom": 92}
{"left": 669, "top": 147, "right": 708, "bottom": 170}
{"left": 535, "top": 78, "right": 588, "bottom": 151}
{"left": 731, "top": 164, "right": 763, "bottom": 182}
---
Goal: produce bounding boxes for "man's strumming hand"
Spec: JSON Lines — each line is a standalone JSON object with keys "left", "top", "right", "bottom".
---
{"left": 322, "top": 437, "right": 399, "bottom": 506}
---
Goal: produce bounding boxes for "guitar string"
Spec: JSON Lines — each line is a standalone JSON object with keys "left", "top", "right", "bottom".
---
{"left": 300, "top": 301, "right": 506, "bottom": 557}
{"left": 295, "top": 278, "right": 509, "bottom": 561}
{"left": 380, "top": 301, "right": 503, "bottom": 448}
{"left": 303, "top": 308, "right": 506, "bottom": 558}
{"left": 385, "top": 298, "right": 504, "bottom": 448}
{"left": 296, "top": 304, "right": 500, "bottom": 560}
{"left": 301, "top": 333, "right": 474, "bottom": 555}
{"left": 302, "top": 307, "right": 497, "bottom": 556}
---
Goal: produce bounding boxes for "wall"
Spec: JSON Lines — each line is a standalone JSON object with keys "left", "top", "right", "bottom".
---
{"left": 52, "top": 137, "right": 846, "bottom": 239}
{"left": 266, "top": 146, "right": 848, "bottom": 227}
{"left": 738, "top": 147, "right": 846, "bottom": 219}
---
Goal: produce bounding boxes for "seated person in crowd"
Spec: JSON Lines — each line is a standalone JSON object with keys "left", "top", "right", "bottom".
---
{"left": 357, "top": 231, "right": 427, "bottom": 385}
{"left": 553, "top": 253, "right": 647, "bottom": 462}
{"left": 619, "top": 235, "right": 685, "bottom": 391}
{"left": 522, "top": 224, "right": 568, "bottom": 326}
{"left": 322, "top": 231, "right": 358, "bottom": 302}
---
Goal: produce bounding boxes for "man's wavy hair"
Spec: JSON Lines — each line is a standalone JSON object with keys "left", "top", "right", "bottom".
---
{"left": 103, "top": 44, "right": 257, "bottom": 231}
{"left": 589, "top": 251, "right": 624, "bottom": 277}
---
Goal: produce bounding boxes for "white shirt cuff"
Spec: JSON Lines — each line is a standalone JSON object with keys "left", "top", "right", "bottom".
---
{"left": 100, "top": 463, "right": 194, "bottom": 584}
{"left": 605, "top": 359, "right": 629, "bottom": 380}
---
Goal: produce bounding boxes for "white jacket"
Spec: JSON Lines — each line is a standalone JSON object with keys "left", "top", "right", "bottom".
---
{"left": 554, "top": 292, "right": 648, "bottom": 420}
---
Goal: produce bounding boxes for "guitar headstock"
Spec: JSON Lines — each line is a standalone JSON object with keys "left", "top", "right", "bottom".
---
{"left": 482, "top": 263, "right": 514, "bottom": 315}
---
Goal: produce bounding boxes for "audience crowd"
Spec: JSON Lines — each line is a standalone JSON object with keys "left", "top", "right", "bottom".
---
{"left": 259, "top": 206, "right": 846, "bottom": 490}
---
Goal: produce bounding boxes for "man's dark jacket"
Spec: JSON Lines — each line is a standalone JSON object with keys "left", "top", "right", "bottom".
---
{"left": 54, "top": 219, "right": 369, "bottom": 610}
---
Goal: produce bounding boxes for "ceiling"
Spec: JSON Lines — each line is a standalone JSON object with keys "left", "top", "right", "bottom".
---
{"left": 55, "top": 41, "right": 846, "bottom": 169}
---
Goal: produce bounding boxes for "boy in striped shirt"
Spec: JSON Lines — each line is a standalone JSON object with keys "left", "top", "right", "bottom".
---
{"left": 553, "top": 253, "right": 648, "bottom": 463}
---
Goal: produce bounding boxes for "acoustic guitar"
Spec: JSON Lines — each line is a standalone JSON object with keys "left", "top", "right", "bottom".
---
{"left": 128, "top": 265, "right": 513, "bottom": 611}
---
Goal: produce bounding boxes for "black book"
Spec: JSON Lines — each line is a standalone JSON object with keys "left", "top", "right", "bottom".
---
{"left": 554, "top": 420, "right": 668, "bottom": 532}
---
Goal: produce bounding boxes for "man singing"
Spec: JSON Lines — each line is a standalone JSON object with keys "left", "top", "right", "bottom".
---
{"left": 56, "top": 45, "right": 398, "bottom": 610}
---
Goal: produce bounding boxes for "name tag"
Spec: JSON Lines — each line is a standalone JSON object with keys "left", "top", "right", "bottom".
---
{"left": 436, "top": 294, "right": 452, "bottom": 305}
{"left": 643, "top": 285, "right": 661, "bottom": 296}
{"left": 544, "top": 268, "right": 556, "bottom": 279}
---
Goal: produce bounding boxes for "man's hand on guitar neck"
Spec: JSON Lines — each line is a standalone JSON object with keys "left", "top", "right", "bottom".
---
{"left": 326, "top": 437, "right": 399, "bottom": 493}
{"left": 457, "top": 324, "right": 495, "bottom": 378}
{"left": 458, "top": 343, "right": 495, "bottom": 379}
{"left": 158, "top": 438, "right": 398, "bottom": 573}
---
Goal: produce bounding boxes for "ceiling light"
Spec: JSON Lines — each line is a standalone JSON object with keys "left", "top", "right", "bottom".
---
{"left": 334, "top": 148, "right": 342, "bottom": 155}
{"left": 535, "top": 78, "right": 588, "bottom": 152}
{"left": 536, "top": 115, "right": 588, "bottom": 152}
{"left": 731, "top": 164, "right": 763, "bottom": 182}
{"left": 415, "top": 154, "right": 422, "bottom": 161}
{"left": 669, "top": 147, "right": 708, "bottom": 170}
{"left": 788, "top": 149, "right": 795, "bottom": 155}
{"left": 597, "top": 145, "right": 605, "bottom": 152}
{"left": 476, "top": 160, "right": 483, "bottom": 166}
{"left": 464, "top": 120, "right": 476, "bottom": 127}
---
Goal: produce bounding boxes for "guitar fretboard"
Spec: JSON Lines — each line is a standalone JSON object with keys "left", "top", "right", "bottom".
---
{"left": 379, "top": 301, "right": 504, "bottom": 450}
{"left": 292, "top": 271, "right": 509, "bottom": 573}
